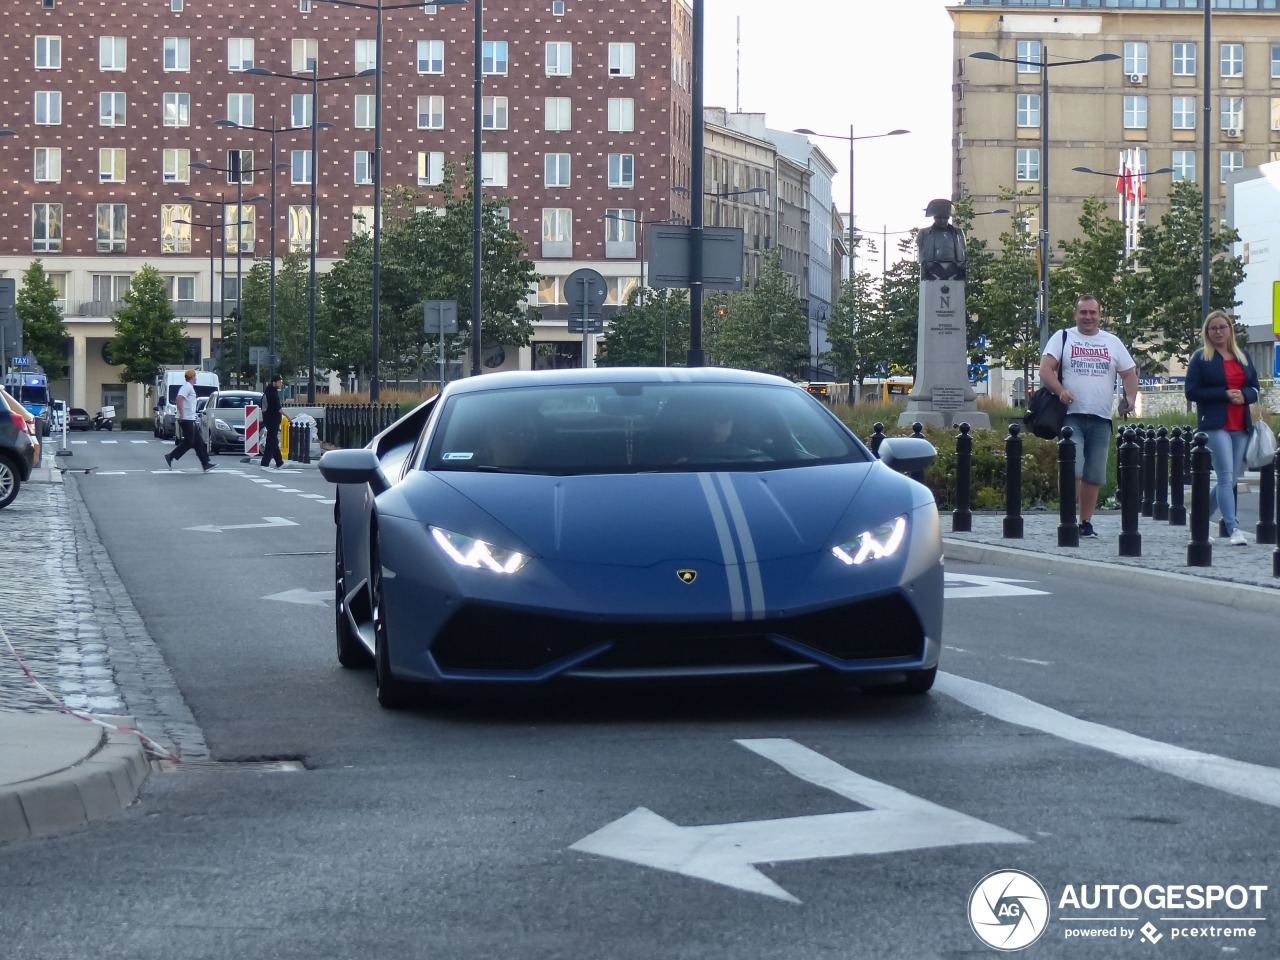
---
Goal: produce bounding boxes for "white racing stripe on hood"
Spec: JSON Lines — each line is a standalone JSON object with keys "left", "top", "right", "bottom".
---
{"left": 713, "top": 472, "right": 766, "bottom": 620}
{"left": 698, "top": 472, "right": 747, "bottom": 620}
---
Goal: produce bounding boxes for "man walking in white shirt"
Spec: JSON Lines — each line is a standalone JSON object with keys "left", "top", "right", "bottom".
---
{"left": 164, "top": 368, "right": 213, "bottom": 472}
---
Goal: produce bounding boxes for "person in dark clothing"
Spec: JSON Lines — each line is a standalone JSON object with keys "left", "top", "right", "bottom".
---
{"left": 260, "top": 374, "right": 285, "bottom": 469}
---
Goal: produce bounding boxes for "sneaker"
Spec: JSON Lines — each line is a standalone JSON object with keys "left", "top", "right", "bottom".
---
{"left": 1079, "top": 521, "right": 1099, "bottom": 539}
{"left": 202, "top": 463, "right": 215, "bottom": 472}
{"left": 164, "top": 453, "right": 173, "bottom": 470}
{"left": 1229, "top": 528, "right": 1249, "bottom": 546}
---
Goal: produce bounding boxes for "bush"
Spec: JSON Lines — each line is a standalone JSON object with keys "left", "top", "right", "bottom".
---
{"left": 121, "top": 418, "right": 153, "bottom": 431}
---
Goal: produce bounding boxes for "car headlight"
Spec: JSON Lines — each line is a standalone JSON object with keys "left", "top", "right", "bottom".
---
{"left": 215, "top": 419, "right": 231, "bottom": 431}
{"left": 430, "top": 526, "right": 530, "bottom": 573}
{"left": 832, "top": 515, "right": 907, "bottom": 566}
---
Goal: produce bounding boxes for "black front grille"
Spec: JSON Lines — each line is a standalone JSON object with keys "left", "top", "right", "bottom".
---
{"left": 429, "top": 592, "right": 926, "bottom": 675}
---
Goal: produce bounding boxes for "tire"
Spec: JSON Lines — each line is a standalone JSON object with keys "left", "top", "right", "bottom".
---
{"left": 106, "top": 422, "right": 113, "bottom": 431}
{"left": 371, "top": 533, "right": 416, "bottom": 709}
{"left": 0, "top": 456, "right": 19, "bottom": 509}
{"left": 335, "top": 517, "right": 372, "bottom": 669}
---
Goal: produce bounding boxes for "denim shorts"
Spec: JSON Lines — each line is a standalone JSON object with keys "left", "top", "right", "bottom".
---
{"left": 1063, "top": 413, "right": 1111, "bottom": 486}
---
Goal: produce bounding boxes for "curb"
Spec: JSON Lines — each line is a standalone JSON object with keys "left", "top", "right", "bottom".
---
{"left": 943, "top": 538, "right": 1280, "bottom": 616}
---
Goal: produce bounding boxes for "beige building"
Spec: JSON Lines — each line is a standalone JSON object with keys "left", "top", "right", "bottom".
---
{"left": 950, "top": 0, "right": 1280, "bottom": 258}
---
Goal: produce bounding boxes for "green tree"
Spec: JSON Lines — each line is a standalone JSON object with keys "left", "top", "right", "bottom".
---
{"left": 597, "top": 288, "right": 690, "bottom": 367}
{"left": 712, "top": 248, "right": 809, "bottom": 378}
{"left": 106, "top": 265, "right": 187, "bottom": 393}
{"left": 825, "top": 263, "right": 882, "bottom": 383}
{"left": 864, "top": 236, "right": 921, "bottom": 378}
{"left": 237, "top": 251, "right": 312, "bottom": 382}
{"left": 1129, "top": 178, "right": 1244, "bottom": 369}
{"left": 15, "top": 260, "right": 67, "bottom": 376}
{"left": 971, "top": 210, "right": 1040, "bottom": 379}
{"left": 1052, "top": 195, "right": 1134, "bottom": 349}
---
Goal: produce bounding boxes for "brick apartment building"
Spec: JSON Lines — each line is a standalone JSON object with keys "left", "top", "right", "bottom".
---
{"left": 0, "top": 0, "right": 694, "bottom": 416}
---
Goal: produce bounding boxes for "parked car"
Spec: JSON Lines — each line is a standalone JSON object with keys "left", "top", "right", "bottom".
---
{"left": 67, "top": 407, "right": 92, "bottom": 431}
{"left": 0, "top": 387, "right": 39, "bottom": 509}
{"left": 318, "top": 367, "right": 942, "bottom": 709}
{"left": 199, "top": 390, "right": 264, "bottom": 454}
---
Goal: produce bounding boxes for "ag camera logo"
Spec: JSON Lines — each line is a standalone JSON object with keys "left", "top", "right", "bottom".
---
{"left": 969, "top": 869, "right": 1050, "bottom": 951}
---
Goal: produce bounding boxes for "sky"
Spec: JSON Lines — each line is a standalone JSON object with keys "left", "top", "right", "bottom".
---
{"left": 702, "top": 0, "right": 955, "bottom": 258}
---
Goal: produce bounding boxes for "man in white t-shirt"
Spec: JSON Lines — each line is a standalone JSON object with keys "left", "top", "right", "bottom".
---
{"left": 1037, "top": 294, "right": 1140, "bottom": 539}
{"left": 164, "top": 369, "right": 213, "bottom": 472}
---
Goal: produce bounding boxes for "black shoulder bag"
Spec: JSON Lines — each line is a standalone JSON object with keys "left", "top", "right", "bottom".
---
{"left": 1023, "top": 329, "right": 1069, "bottom": 441}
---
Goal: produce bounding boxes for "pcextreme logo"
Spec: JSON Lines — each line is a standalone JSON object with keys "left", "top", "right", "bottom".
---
{"left": 969, "top": 870, "right": 1050, "bottom": 951}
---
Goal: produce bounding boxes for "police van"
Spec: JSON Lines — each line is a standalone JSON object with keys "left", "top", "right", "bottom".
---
{"left": 2, "top": 371, "right": 53, "bottom": 437}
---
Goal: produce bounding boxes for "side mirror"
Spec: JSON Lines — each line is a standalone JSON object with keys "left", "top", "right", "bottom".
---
{"left": 318, "top": 448, "right": 390, "bottom": 494}
{"left": 877, "top": 436, "right": 936, "bottom": 475}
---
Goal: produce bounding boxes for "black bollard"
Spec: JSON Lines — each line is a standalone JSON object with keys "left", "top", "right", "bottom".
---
{"left": 952, "top": 422, "right": 973, "bottom": 533}
{"left": 1258, "top": 456, "right": 1277, "bottom": 546}
{"left": 1118, "top": 428, "right": 1142, "bottom": 557}
{"left": 1168, "top": 427, "right": 1187, "bottom": 526}
{"left": 1004, "top": 423, "right": 1024, "bottom": 539}
{"left": 1141, "top": 426, "right": 1156, "bottom": 518}
{"left": 1114, "top": 427, "right": 1127, "bottom": 508}
{"left": 1187, "top": 432, "right": 1213, "bottom": 567}
{"left": 1057, "top": 426, "right": 1080, "bottom": 547}
{"left": 909, "top": 422, "right": 926, "bottom": 484}
{"left": 868, "top": 422, "right": 886, "bottom": 458}
{"left": 1153, "top": 426, "right": 1169, "bottom": 521}
{"left": 1273, "top": 449, "right": 1280, "bottom": 577}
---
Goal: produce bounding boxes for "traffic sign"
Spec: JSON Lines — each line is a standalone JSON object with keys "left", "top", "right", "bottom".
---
{"left": 424, "top": 299, "right": 458, "bottom": 334}
{"left": 648, "top": 225, "right": 746, "bottom": 290}
{"left": 11, "top": 356, "right": 29, "bottom": 366}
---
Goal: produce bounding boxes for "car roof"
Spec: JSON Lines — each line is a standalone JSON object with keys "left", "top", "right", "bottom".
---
{"left": 439, "top": 366, "right": 797, "bottom": 398}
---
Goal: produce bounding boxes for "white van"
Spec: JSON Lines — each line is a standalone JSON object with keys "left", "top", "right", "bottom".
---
{"left": 153, "top": 369, "right": 219, "bottom": 439}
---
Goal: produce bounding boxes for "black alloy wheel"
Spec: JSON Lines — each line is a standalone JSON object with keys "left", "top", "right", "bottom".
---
{"left": 334, "top": 517, "right": 372, "bottom": 669}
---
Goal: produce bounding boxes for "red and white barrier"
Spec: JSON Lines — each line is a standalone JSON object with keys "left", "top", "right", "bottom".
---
{"left": 244, "top": 404, "right": 261, "bottom": 456}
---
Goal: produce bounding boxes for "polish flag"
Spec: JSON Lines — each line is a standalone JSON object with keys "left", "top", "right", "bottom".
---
{"left": 1133, "top": 152, "right": 1146, "bottom": 203}
{"left": 1115, "top": 152, "right": 1133, "bottom": 200}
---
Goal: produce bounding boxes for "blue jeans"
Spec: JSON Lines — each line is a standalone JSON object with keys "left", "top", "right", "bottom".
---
{"left": 1204, "top": 428, "right": 1249, "bottom": 534}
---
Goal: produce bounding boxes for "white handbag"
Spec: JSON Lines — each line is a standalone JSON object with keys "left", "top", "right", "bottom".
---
{"left": 1245, "top": 414, "right": 1276, "bottom": 471}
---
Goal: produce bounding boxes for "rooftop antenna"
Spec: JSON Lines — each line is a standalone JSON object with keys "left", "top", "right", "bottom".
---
{"left": 735, "top": 16, "right": 741, "bottom": 112}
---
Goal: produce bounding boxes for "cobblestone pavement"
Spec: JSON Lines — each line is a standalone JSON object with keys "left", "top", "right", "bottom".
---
{"left": 0, "top": 477, "right": 209, "bottom": 762}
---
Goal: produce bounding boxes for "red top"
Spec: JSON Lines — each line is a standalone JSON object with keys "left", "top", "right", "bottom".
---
{"left": 1224, "top": 358, "right": 1246, "bottom": 432}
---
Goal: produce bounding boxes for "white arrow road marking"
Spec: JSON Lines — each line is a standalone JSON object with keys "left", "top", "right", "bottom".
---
{"left": 570, "top": 737, "right": 1026, "bottom": 903}
{"left": 944, "top": 573, "right": 1048, "bottom": 600}
{"left": 184, "top": 516, "right": 299, "bottom": 533}
{"left": 938, "top": 673, "right": 1280, "bottom": 810}
{"left": 263, "top": 588, "right": 333, "bottom": 607}
{"left": 299, "top": 494, "right": 327, "bottom": 500}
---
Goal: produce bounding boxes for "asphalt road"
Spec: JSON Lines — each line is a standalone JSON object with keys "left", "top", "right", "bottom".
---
{"left": 2, "top": 433, "right": 1278, "bottom": 960}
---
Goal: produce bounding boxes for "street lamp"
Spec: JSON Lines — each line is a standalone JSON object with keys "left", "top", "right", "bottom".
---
{"left": 191, "top": 159, "right": 268, "bottom": 385}
{"left": 970, "top": 48, "right": 1118, "bottom": 349}
{"left": 239, "top": 66, "right": 368, "bottom": 402}
{"left": 178, "top": 193, "right": 249, "bottom": 370}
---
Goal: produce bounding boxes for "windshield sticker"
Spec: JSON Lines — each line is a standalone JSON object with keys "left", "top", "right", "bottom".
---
{"left": 442, "top": 452, "right": 475, "bottom": 461}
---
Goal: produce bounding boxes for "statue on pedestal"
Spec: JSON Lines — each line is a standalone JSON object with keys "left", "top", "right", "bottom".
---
{"left": 918, "top": 198, "right": 967, "bottom": 282}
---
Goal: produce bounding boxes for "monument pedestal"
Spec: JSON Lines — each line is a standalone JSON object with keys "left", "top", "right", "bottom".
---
{"left": 897, "top": 277, "right": 989, "bottom": 430}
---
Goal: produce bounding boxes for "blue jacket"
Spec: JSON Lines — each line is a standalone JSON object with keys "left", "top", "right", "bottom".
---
{"left": 1184, "top": 348, "right": 1260, "bottom": 432}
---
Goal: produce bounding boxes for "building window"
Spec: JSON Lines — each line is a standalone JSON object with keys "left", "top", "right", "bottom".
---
{"left": 546, "top": 41, "right": 572, "bottom": 76}
{"left": 99, "top": 92, "right": 126, "bottom": 127}
{"left": 1173, "top": 42, "right": 1196, "bottom": 77}
{"left": 1273, "top": 45, "right": 1280, "bottom": 80}
{"left": 35, "top": 90, "right": 62, "bottom": 125}
{"left": 163, "top": 37, "right": 190, "bottom": 72}
{"left": 1272, "top": 98, "right": 1280, "bottom": 131}
{"left": 35, "top": 35, "right": 61, "bottom": 69}
{"left": 222, "top": 277, "right": 243, "bottom": 302}
{"left": 1221, "top": 43, "right": 1243, "bottom": 78}
{"left": 227, "top": 149, "right": 254, "bottom": 185}
{"left": 225, "top": 204, "right": 255, "bottom": 253}
{"left": 96, "top": 203, "right": 127, "bottom": 252}
{"left": 482, "top": 40, "right": 508, "bottom": 75}
{"left": 608, "top": 153, "right": 634, "bottom": 188}
{"left": 1220, "top": 150, "right": 1243, "bottom": 182}
{"left": 293, "top": 39, "right": 318, "bottom": 73}
{"left": 1172, "top": 96, "right": 1196, "bottom": 130}
{"left": 416, "top": 95, "right": 443, "bottom": 129}
{"left": 353, "top": 38, "right": 377, "bottom": 72}
{"left": 33, "top": 148, "right": 61, "bottom": 183}
{"left": 542, "top": 208, "right": 572, "bottom": 247}
{"left": 545, "top": 153, "right": 570, "bottom": 187}
{"left": 32, "top": 204, "right": 63, "bottom": 253}
{"left": 288, "top": 205, "right": 312, "bottom": 253}
{"left": 608, "top": 42, "right": 635, "bottom": 77}
{"left": 300, "top": 0, "right": 311, "bottom": 11}
{"left": 1221, "top": 97, "right": 1244, "bottom": 132}
{"left": 608, "top": 97, "right": 634, "bottom": 132}
{"left": 1123, "top": 95, "right": 1148, "bottom": 130}
{"left": 228, "top": 38, "right": 254, "bottom": 72}
{"left": 417, "top": 151, "right": 444, "bottom": 186}
{"left": 291, "top": 94, "right": 313, "bottom": 128}
{"left": 163, "top": 148, "right": 190, "bottom": 183}
{"left": 355, "top": 94, "right": 377, "bottom": 128}
{"left": 354, "top": 151, "right": 373, "bottom": 185}
{"left": 226, "top": 93, "right": 254, "bottom": 127}
{"left": 352, "top": 206, "right": 374, "bottom": 237}
{"left": 164, "top": 275, "right": 196, "bottom": 302}
{"left": 92, "top": 275, "right": 131, "bottom": 303}
{"left": 1123, "top": 41, "right": 1147, "bottom": 77}
{"left": 482, "top": 96, "right": 508, "bottom": 130}
{"left": 99, "top": 148, "right": 126, "bottom": 183}
{"left": 1172, "top": 150, "right": 1196, "bottom": 181}
{"left": 291, "top": 150, "right": 313, "bottom": 184}
{"left": 1016, "top": 39, "right": 1040, "bottom": 74}
{"left": 1015, "top": 93, "right": 1039, "bottom": 128}
{"left": 164, "top": 92, "right": 191, "bottom": 127}
{"left": 100, "top": 36, "right": 126, "bottom": 71}
{"left": 545, "top": 96, "right": 571, "bottom": 131}
{"left": 481, "top": 152, "right": 508, "bottom": 187}
{"left": 1015, "top": 148, "right": 1039, "bottom": 182}
{"left": 417, "top": 39, "right": 443, "bottom": 74}
{"left": 552, "top": 1, "right": 564, "bottom": 15}
{"left": 161, "top": 204, "right": 192, "bottom": 254}
{"left": 171, "top": 0, "right": 184, "bottom": 11}
{"left": 605, "top": 208, "right": 635, "bottom": 243}
{"left": 536, "top": 277, "right": 561, "bottom": 305}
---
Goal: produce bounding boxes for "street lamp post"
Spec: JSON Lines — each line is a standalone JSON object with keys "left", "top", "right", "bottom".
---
{"left": 173, "top": 206, "right": 221, "bottom": 369}
{"left": 178, "top": 193, "right": 234, "bottom": 367}
{"left": 970, "top": 48, "right": 1118, "bottom": 349}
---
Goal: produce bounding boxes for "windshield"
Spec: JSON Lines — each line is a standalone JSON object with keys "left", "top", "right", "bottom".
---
{"left": 167, "top": 384, "right": 218, "bottom": 405}
{"left": 16, "top": 385, "right": 50, "bottom": 406}
{"left": 424, "top": 382, "right": 869, "bottom": 475}
{"left": 216, "top": 394, "right": 262, "bottom": 409}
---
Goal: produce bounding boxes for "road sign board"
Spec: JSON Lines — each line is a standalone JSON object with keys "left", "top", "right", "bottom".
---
{"left": 11, "top": 356, "right": 29, "bottom": 366}
{"left": 249, "top": 346, "right": 267, "bottom": 365}
{"left": 567, "top": 316, "right": 604, "bottom": 334}
{"left": 648, "top": 225, "right": 746, "bottom": 291}
{"left": 424, "top": 299, "right": 458, "bottom": 334}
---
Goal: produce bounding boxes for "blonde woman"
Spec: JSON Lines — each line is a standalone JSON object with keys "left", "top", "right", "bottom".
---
{"left": 1184, "top": 311, "right": 1261, "bottom": 545}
